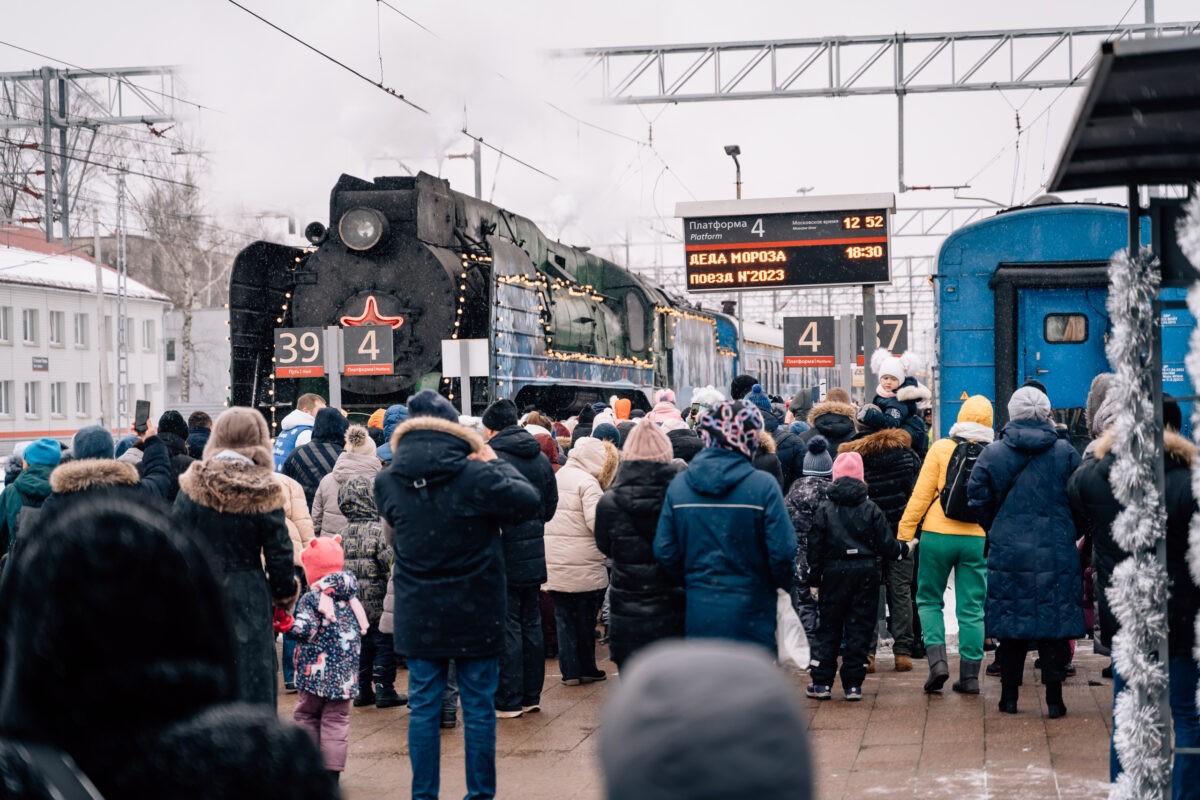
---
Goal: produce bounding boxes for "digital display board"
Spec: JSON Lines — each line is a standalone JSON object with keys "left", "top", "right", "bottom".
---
{"left": 678, "top": 194, "right": 894, "bottom": 293}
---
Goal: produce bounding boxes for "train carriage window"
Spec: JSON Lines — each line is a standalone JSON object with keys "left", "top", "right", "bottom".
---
{"left": 1044, "top": 314, "right": 1088, "bottom": 344}
{"left": 625, "top": 292, "right": 646, "bottom": 352}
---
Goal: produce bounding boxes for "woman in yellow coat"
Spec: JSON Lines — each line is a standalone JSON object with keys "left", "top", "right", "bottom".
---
{"left": 897, "top": 395, "right": 993, "bottom": 695}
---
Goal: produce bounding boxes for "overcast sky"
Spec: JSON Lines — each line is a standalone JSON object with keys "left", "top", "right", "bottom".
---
{"left": 1, "top": 0, "right": 1193, "bottom": 262}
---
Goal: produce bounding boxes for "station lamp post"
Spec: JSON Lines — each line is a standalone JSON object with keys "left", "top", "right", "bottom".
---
{"left": 724, "top": 144, "right": 745, "bottom": 363}
{"left": 724, "top": 144, "right": 742, "bottom": 199}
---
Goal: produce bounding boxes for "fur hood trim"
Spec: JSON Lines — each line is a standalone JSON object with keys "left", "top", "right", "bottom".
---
{"left": 757, "top": 430, "right": 777, "bottom": 454}
{"left": 897, "top": 382, "right": 932, "bottom": 403}
{"left": 391, "top": 415, "right": 484, "bottom": 454}
{"left": 49, "top": 459, "right": 139, "bottom": 494}
{"left": 1094, "top": 429, "right": 1196, "bottom": 466}
{"left": 598, "top": 440, "right": 620, "bottom": 489}
{"left": 807, "top": 401, "right": 856, "bottom": 426}
{"left": 839, "top": 427, "right": 912, "bottom": 455}
{"left": 178, "top": 459, "right": 284, "bottom": 514}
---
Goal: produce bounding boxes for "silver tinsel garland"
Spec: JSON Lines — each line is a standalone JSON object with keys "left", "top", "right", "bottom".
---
{"left": 1106, "top": 243, "right": 1170, "bottom": 800}
{"left": 1179, "top": 191, "right": 1200, "bottom": 718}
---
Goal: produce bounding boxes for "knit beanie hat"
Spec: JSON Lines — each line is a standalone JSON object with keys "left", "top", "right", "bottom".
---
{"left": 312, "top": 407, "right": 350, "bottom": 444}
{"left": 23, "top": 437, "right": 62, "bottom": 467}
{"left": 613, "top": 397, "right": 632, "bottom": 420}
{"left": 203, "top": 407, "right": 273, "bottom": 468}
{"left": 158, "top": 410, "right": 189, "bottom": 440}
{"left": 114, "top": 434, "right": 139, "bottom": 459}
{"left": 621, "top": 419, "right": 673, "bottom": 463}
{"left": 301, "top": 535, "right": 344, "bottom": 586}
{"left": 344, "top": 425, "right": 376, "bottom": 455}
{"left": 875, "top": 353, "right": 906, "bottom": 382}
{"left": 73, "top": 424, "right": 115, "bottom": 460}
{"left": 408, "top": 389, "right": 460, "bottom": 423}
{"left": 1007, "top": 386, "right": 1051, "bottom": 422}
{"left": 1085, "top": 373, "right": 1117, "bottom": 437}
{"left": 730, "top": 374, "right": 758, "bottom": 401}
{"left": 576, "top": 406, "right": 597, "bottom": 427}
{"left": 691, "top": 385, "right": 726, "bottom": 408}
{"left": 790, "top": 387, "right": 816, "bottom": 419}
{"left": 593, "top": 423, "right": 622, "bottom": 447}
{"left": 592, "top": 402, "right": 609, "bottom": 414}
{"left": 832, "top": 451, "right": 864, "bottom": 483}
{"left": 482, "top": 398, "right": 519, "bottom": 431}
{"left": 745, "top": 384, "right": 772, "bottom": 414}
{"left": 367, "top": 408, "right": 387, "bottom": 430}
{"left": 801, "top": 436, "right": 833, "bottom": 477}
{"left": 654, "top": 389, "right": 676, "bottom": 406}
{"left": 696, "top": 401, "right": 763, "bottom": 460}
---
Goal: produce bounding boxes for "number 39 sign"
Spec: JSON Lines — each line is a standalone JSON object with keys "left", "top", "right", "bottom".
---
{"left": 274, "top": 327, "right": 325, "bottom": 378}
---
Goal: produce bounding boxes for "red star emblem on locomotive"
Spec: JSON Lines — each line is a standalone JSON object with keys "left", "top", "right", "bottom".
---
{"left": 340, "top": 295, "right": 404, "bottom": 329}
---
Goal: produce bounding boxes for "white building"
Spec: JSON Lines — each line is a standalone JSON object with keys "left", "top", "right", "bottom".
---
{"left": 0, "top": 226, "right": 171, "bottom": 457}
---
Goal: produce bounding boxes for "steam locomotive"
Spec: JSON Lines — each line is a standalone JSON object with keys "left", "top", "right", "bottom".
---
{"left": 228, "top": 172, "right": 792, "bottom": 421}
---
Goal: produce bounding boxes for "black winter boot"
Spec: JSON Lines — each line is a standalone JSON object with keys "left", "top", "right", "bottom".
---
{"left": 999, "top": 684, "right": 1019, "bottom": 714}
{"left": 923, "top": 644, "right": 949, "bottom": 693}
{"left": 375, "top": 683, "right": 408, "bottom": 709}
{"left": 353, "top": 684, "right": 376, "bottom": 707}
{"left": 952, "top": 659, "right": 981, "bottom": 695}
{"left": 1045, "top": 682, "right": 1066, "bottom": 719}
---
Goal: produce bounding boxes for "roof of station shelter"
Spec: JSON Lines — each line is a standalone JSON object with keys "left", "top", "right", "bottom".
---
{"left": 0, "top": 225, "right": 168, "bottom": 302}
{"left": 1050, "top": 35, "right": 1200, "bottom": 192}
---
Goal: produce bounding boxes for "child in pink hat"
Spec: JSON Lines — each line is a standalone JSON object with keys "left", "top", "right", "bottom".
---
{"left": 805, "top": 451, "right": 907, "bottom": 702}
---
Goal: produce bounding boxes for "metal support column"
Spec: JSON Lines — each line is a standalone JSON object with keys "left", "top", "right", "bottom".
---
{"left": 56, "top": 75, "right": 69, "bottom": 245}
{"left": 40, "top": 67, "right": 53, "bottom": 242}
{"left": 115, "top": 171, "right": 129, "bottom": 431}
{"left": 862, "top": 285, "right": 877, "bottom": 397}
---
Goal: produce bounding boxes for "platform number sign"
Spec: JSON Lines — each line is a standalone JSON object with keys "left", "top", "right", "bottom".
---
{"left": 342, "top": 325, "right": 394, "bottom": 376}
{"left": 855, "top": 315, "right": 909, "bottom": 365}
{"left": 274, "top": 327, "right": 325, "bottom": 378}
{"left": 783, "top": 316, "right": 835, "bottom": 367}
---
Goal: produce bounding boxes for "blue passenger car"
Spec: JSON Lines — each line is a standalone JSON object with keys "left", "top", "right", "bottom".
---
{"left": 936, "top": 201, "right": 1193, "bottom": 441}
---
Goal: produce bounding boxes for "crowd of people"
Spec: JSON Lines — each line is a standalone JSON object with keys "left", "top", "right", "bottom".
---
{"left": 0, "top": 353, "right": 1194, "bottom": 798}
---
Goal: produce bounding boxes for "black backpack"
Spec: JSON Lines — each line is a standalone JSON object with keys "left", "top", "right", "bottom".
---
{"left": 939, "top": 437, "right": 985, "bottom": 522}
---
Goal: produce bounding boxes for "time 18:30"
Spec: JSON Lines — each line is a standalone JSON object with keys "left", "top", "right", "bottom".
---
{"left": 845, "top": 245, "right": 884, "bottom": 259}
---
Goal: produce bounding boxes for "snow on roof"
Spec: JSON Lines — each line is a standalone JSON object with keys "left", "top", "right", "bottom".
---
{"left": 0, "top": 226, "right": 169, "bottom": 303}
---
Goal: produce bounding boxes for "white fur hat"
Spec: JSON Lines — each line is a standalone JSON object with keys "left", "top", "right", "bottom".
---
{"left": 871, "top": 348, "right": 905, "bottom": 382}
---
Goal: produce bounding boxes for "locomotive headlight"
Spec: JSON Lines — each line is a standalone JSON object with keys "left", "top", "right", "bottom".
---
{"left": 338, "top": 207, "right": 387, "bottom": 251}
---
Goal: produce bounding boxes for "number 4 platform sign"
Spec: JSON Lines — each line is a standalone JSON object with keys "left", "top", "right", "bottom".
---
{"left": 783, "top": 316, "right": 835, "bottom": 367}
{"left": 342, "top": 325, "right": 394, "bottom": 375}
{"left": 274, "top": 327, "right": 325, "bottom": 378}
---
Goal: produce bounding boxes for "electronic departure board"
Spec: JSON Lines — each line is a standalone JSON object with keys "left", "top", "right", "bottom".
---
{"left": 677, "top": 194, "right": 894, "bottom": 292}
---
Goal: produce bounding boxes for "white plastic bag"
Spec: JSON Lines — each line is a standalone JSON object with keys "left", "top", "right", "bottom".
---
{"left": 776, "top": 589, "right": 810, "bottom": 670}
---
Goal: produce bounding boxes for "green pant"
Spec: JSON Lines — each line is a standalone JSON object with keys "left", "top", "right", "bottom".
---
{"left": 915, "top": 531, "right": 987, "bottom": 662}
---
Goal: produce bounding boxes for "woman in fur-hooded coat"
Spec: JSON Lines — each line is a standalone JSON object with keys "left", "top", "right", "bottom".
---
{"left": 752, "top": 429, "right": 784, "bottom": 488}
{"left": 174, "top": 407, "right": 298, "bottom": 709}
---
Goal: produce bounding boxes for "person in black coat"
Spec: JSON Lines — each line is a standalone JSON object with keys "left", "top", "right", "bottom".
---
{"left": 136, "top": 410, "right": 196, "bottom": 503}
{"left": 481, "top": 399, "right": 559, "bottom": 717}
{"left": 799, "top": 399, "right": 858, "bottom": 456}
{"left": 186, "top": 410, "right": 212, "bottom": 459}
{"left": 374, "top": 390, "right": 541, "bottom": 799}
{"left": 666, "top": 426, "right": 703, "bottom": 463}
{"left": 595, "top": 420, "right": 685, "bottom": 667}
{"left": 284, "top": 408, "right": 349, "bottom": 509}
{"left": 0, "top": 493, "right": 333, "bottom": 800}
{"left": 753, "top": 430, "right": 784, "bottom": 488}
{"left": 967, "top": 387, "right": 1082, "bottom": 718}
{"left": 807, "top": 451, "right": 908, "bottom": 700}
{"left": 1069, "top": 399, "right": 1200, "bottom": 786}
{"left": 838, "top": 419, "right": 921, "bottom": 671}
{"left": 173, "top": 408, "right": 298, "bottom": 709}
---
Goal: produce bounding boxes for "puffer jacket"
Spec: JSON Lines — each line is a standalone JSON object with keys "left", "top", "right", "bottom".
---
{"left": 654, "top": 447, "right": 796, "bottom": 651}
{"left": 287, "top": 571, "right": 367, "bottom": 700}
{"left": 897, "top": 395, "right": 994, "bottom": 542}
{"left": 274, "top": 472, "right": 314, "bottom": 567}
{"left": 799, "top": 400, "right": 858, "bottom": 455}
{"left": 968, "top": 417, "right": 1083, "bottom": 641}
{"left": 595, "top": 459, "right": 685, "bottom": 665}
{"left": 544, "top": 437, "right": 617, "bottom": 593}
{"left": 136, "top": 431, "right": 196, "bottom": 503}
{"left": 311, "top": 451, "right": 382, "bottom": 537}
{"left": 339, "top": 478, "right": 391, "bottom": 624}
{"left": 837, "top": 428, "right": 920, "bottom": 528}
{"left": 772, "top": 426, "right": 807, "bottom": 493}
{"left": 809, "top": 477, "right": 903, "bottom": 586}
{"left": 860, "top": 377, "right": 932, "bottom": 460}
{"left": 1069, "top": 430, "right": 1200, "bottom": 656}
{"left": 785, "top": 475, "right": 830, "bottom": 594}
{"left": 0, "top": 462, "right": 53, "bottom": 555}
{"left": 489, "top": 425, "right": 558, "bottom": 587}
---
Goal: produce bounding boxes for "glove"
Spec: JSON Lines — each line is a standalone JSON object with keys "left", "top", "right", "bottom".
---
{"left": 810, "top": 587, "right": 820, "bottom": 601}
{"left": 897, "top": 542, "right": 910, "bottom": 561}
{"left": 906, "top": 538, "right": 919, "bottom": 556}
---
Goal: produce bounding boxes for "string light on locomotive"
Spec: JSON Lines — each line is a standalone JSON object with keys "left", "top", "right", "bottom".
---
{"left": 677, "top": 193, "right": 895, "bottom": 292}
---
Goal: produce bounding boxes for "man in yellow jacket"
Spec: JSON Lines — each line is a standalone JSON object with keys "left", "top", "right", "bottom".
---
{"left": 897, "top": 395, "right": 993, "bottom": 694}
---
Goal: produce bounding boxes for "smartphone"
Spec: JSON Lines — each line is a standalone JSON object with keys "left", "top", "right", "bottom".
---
{"left": 134, "top": 400, "right": 151, "bottom": 435}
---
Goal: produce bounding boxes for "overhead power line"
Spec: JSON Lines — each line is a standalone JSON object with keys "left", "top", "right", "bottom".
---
{"left": 0, "top": 136, "right": 197, "bottom": 189}
{"left": 224, "top": 0, "right": 429, "bottom": 114}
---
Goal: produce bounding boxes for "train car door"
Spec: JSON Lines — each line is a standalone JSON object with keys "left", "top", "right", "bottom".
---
{"left": 1016, "top": 286, "right": 1109, "bottom": 419}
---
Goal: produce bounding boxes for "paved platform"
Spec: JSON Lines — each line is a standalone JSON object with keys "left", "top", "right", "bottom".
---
{"left": 278, "top": 643, "right": 1114, "bottom": 800}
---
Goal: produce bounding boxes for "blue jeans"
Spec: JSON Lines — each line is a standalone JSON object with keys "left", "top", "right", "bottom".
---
{"left": 408, "top": 656, "right": 498, "bottom": 800}
{"left": 1111, "top": 656, "right": 1200, "bottom": 797}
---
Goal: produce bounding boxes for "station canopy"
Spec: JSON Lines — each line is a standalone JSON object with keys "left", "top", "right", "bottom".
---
{"left": 1050, "top": 35, "right": 1200, "bottom": 192}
